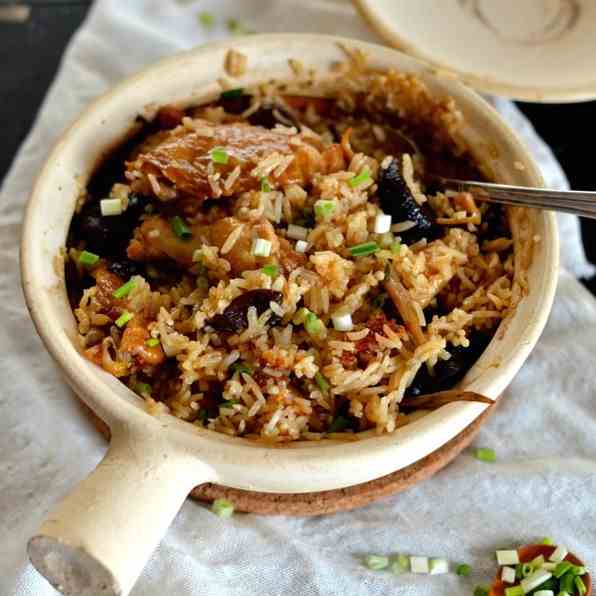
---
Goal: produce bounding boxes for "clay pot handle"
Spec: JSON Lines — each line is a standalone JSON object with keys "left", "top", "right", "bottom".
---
{"left": 27, "top": 424, "right": 215, "bottom": 596}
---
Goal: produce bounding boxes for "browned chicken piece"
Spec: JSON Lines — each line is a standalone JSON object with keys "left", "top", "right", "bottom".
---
{"left": 126, "top": 119, "right": 347, "bottom": 202}
{"left": 128, "top": 215, "right": 294, "bottom": 276}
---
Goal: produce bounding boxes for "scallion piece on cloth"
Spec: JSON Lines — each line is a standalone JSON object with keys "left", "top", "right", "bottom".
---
{"left": 145, "top": 338, "right": 160, "bottom": 348}
{"left": 429, "top": 558, "right": 449, "bottom": 575}
{"left": 391, "top": 554, "right": 410, "bottom": 575}
{"left": 135, "top": 383, "right": 151, "bottom": 395}
{"left": 100, "top": 198, "right": 122, "bottom": 216}
{"left": 314, "top": 199, "right": 335, "bottom": 221}
{"left": 541, "top": 537, "right": 555, "bottom": 545}
{"left": 314, "top": 372, "right": 329, "bottom": 393}
{"left": 364, "top": 555, "right": 389, "bottom": 571}
{"left": 198, "top": 11, "right": 214, "bottom": 29}
{"left": 455, "top": 563, "right": 471, "bottom": 577}
{"left": 78, "top": 250, "right": 100, "bottom": 267}
{"left": 112, "top": 278, "right": 136, "bottom": 299}
{"left": 410, "top": 556, "right": 430, "bottom": 574}
{"left": 115, "top": 311, "right": 134, "bottom": 328}
{"left": 211, "top": 146, "right": 229, "bottom": 164}
{"left": 170, "top": 216, "right": 192, "bottom": 240}
{"left": 349, "top": 168, "right": 371, "bottom": 188}
{"left": 474, "top": 447, "right": 497, "bottom": 463}
{"left": 211, "top": 498, "right": 234, "bottom": 518}
{"left": 349, "top": 241, "right": 379, "bottom": 257}
{"left": 221, "top": 87, "right": 244, "bottom": 99}
{"left": 262, "top": 264, "right": 278, "bottom": 278}
{"left": 252, "top": 238, "right": 272, "bottom": 257}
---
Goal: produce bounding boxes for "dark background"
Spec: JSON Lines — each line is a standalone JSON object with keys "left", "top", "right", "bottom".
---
{"left": 2, "top": 1, "right": 596, "bottom": 292}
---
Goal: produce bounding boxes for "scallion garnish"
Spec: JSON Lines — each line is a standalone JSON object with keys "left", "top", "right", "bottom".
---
{"left": 348, "top": 168, "right": 371, "bottom": 188}
{"left": 391, "top": 241, "right": 402, "bottom": 254}
{"left": 314, "top": 372, "right": 329, "bottom": 393}
{"left": 504, "top": 587, "right": 524, "bottom": 596}
{"left": 220, "top": 400, "right": 239, "bottom": 408}
{"left": 211, "top": 498, "right": 234, "bottom": 518}
{"left": 115, "top": 311, "right": 134, "bottom": 328}
{"left": 100, "top": 198, "right": 123, "bottom": 216}
{"left": 541, "top": 537, "right": 555, "bottom": 546}
{"left": 135, "top": 382, "right": 151, "bottom": 395}
{"left": 170, "top": 216, "right": 192, "bottom": 240}
{"left": 221, "top": 87, "right": 244, "bottom": 99}
{"left": 456, "top": 563, "right": 471, "bottom": 577}
{"left": 364, "top": 555, "right": 389, "bottom": 571}
{"left": 328, "top": 415, "right": 349, "bottom": 433}
{"left": 349, "top": 241, "right": 379, "bottom": 257}
{"left": 145, "top": 338, "right": 160, "bottom": 348}
{"left": 112, "top": 278, "right": 137, "bottom": 299}
{"left": 262, "top": 264, "right": 278, "bottom": 278}
{"left": 231, "top": 362, "right": 252, "bottom": 376}
{"left": 304, "top": 311, "right": 324, "bottom": 337}
{"left": 575, "top": 576, "right": 587, "bottom": 596}
{"left": 78, "top": 250, "right": 100, "bottom": 267}
{"left": 313, "top": 199, "right": 335, "bottom": 221}
{"left": 474, "top": 447, "right": 496, "bottom": 463}
{"left": 260, "top": 177, "right": 272, "bottom": 192}
{"left": 252, "top": 238, "right": 272, "bottom": 257}
{"left": 211, "top": 146, "right": 229, "bottom": 164}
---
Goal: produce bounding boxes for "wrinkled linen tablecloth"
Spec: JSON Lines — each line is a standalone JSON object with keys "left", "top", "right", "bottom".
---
{"left": 1, "top": 1, "right": 595, "bottom": 594}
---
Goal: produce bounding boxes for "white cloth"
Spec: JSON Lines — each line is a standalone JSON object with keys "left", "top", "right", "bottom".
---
{"left": 1, "top": 1, "right": 595, "bottom": 594}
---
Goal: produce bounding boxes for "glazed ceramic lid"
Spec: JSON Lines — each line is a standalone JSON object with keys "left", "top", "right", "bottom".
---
{"left": 353, "top": 0, "right": 596, "bottom": 102}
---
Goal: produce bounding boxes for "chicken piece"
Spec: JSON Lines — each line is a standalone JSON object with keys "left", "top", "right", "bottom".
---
{"left": 128, "top": 215, "right": 284, "bottom": 275}
{"left": 126, "top": 119, "right": 346, "bottom": 202}
{"left": 119, "top": 319, "right": 165, "bottom": 367}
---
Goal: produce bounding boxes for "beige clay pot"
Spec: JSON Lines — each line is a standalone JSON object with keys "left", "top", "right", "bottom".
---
{"left": 20, "top": 34, "right": 559, "bottom": 596}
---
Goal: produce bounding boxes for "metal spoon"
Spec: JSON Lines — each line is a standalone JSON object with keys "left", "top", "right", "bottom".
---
{"left": 433, "top": 176, "right": 596, "bottom": 219}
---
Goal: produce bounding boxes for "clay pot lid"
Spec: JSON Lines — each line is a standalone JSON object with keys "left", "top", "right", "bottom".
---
{"left": 353, "top": 0, "right": 596, "bottom": 102}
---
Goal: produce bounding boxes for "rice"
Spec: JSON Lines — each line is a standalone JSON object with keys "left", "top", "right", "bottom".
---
{"left": 68, "top": 55, "right": 532, "bottom": 443}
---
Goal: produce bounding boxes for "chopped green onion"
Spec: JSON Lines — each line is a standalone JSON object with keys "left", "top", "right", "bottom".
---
{"left": 473, "top": 587, "right": 490, "bottom": 596}
{"left": 304, "top": 311, "right": 324, "bottom": 337}
{"left": 328, "top": 415, "right": 349, "bottom": 433}
{"left": 135, "top": 382, "right": 151, "bottom": 395}
{"left": 252, "top": 238, "right": 272, "bottom": 257}
{"left": 554, "top": 562, "right": 573, "bottom": 578}
{"left": 112, "top": 278, "right": 137, "bottom": 299}
{"left": 231, "top": 362, "right": 252, "bottom": 376}
{"left": 549, "top": 545, "right": 568, "bottom": 563}
{"left": 78, "top": 250, "right": 100, "bottom": 267}
{"left": 391, "top": 241, "right": 402, "bottom": 254}
{"left": 542, "top": 537, "right": 555, "bottom": 546}
{"left": 287, "top": 224, "right": 309, "bottom": 240}
{"left": 533, "top": 591, "right": 555, "bottom": 596}
{"left": 391, "top": 554, "right": 410, "bottom": 575}
{"left": 531, "top": 555, "right": 546, "bottom": 570}
{"left": 100, "top": 198, "right": 122, "bottom": 216}
{"left": 364, "top": 554, "right": 389, "bottom": 571}
{"left": 348, "top": 168, "right": 371, "bottom": 188}
{"left": 211, "top": 146, "right": 229, "bottom": 164}
{"left": 497, "top": 550, "right": 520, "bottom": 566}
{"left": 220, "top": 399, "right": 239, "bottom": 408}
{"left": 504, "top": 587, "right": 524, "bottom": 596}
{"left": 314, "top": 199, "right": 336, "bottom": 221}
{"left": 474, "top": 447, "right": 497, "bottom": 463}
{"left": 260, "top": 177, "right": 272, "bottom": 192}
{"left": 314, "top": 372, "right": 330, "bottom": 393}
{"left": 198, "top": 11, "right": 214, "bottom": 29}
{"left": 115, "top": 311, "right": 134, "bottom": 328}
{"left": 575, "top": 576, "right": 587, "bottom": 596}
{"left": 455, "top": 563, "right": 471, "bottom": 577}
{"left": 559, "top": 572, "right": 575, "bottom": 592}
{"left": 226, "top": 18, "right": 240, "bottom": 32}
{"left": 570, "top": 565, "right": 587, "bottom": 576}
{"left": 502, "top": 566, "right": 516, "bottom": 584}
{"left": 170, "top": 216, "right": 192, "bottom": 240}
{"left": 521, "top": 563, "right": 533, "bottom": 577}
{"left": 221, "top": 87, "right": 244, "bottom": 99}
{"left": 262, "top": 264, "right": 279, "bottom": 278}
{"left": 349, "top": 241, "right": 379, "bottom": 257}
{"left": 295, "top": 240, "right": 309, "bottom": 253}
{"left": 520, "top": 569, "right": 553, "bottom": 593}
{"left": 515, "top": 563, "right": 524, "bottom": 579}
{"left": 145, "top": 338, "right": 160, "bottom": 348}
{"left": 211, "top": 498, "right": 234, "bottom": 518}
{"left": 429, "top": 558, "right": 449, "bottom": 575}
{"left": 542, "top": 562, "right": 557, "bottom": 571}
{"left": 331, "top": 312, "right": 353, "bottom": 332}
{"left": 372, "top": 292, "right": 387, "bottom": 309}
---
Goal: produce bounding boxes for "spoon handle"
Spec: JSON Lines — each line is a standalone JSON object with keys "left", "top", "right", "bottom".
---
{"left": 436, "top": 177, "right": 596, "bottom": 219}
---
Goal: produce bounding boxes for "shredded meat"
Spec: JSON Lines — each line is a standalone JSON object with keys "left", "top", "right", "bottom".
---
{"left": 126, "top": 119, "right": 347, "bottom": 202}
{"left": 355, "top": 313, "right": 405, "bottom": 363}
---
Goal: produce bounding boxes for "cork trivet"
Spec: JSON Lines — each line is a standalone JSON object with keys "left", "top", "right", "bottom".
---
{"left": 77, "top": 397, "right": 496, "bottom": 516}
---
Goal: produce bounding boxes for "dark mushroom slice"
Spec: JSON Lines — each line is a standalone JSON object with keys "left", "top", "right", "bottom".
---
{"left": 400, "top": 390, "right": 493, "bottom": 413}
{"left": 207, "top": 289, "right": 283, "bottom": 333}
{"left": 378, "top": 157, "right": 440, "bottom": 244}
